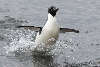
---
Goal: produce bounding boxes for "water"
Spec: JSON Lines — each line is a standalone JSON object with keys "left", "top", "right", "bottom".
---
{"left": 0, "top": 0, "right": 100, "bottom": 67}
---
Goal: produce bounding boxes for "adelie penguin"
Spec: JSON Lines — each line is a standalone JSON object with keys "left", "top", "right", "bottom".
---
{"left": 17, "top": 6, "right": 79, "bottom": 46}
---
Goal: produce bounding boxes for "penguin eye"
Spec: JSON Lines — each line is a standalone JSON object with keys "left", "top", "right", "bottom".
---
{"left": 53, "top": 7, "right": 56, "bottom": 10}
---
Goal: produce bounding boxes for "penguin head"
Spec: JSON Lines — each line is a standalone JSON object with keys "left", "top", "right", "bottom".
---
{"left": 48, "top": 6, "right": 59, "bottom": 17}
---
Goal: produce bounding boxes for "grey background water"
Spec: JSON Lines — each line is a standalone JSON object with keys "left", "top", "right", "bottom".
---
{"left": 0, "top": 0, "right": 100, "bottom": 67}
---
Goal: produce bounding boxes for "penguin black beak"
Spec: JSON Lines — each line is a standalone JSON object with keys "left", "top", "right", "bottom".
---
{"left": 56, "top": 8, "right": 59, "bottom": 12}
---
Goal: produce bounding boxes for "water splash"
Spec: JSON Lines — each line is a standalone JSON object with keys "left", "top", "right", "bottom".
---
{"left": 3, "top": 29, "right": 37, "bottom": 56}
{"left": 3, "top": 28, "right": 99, "bottom": 66}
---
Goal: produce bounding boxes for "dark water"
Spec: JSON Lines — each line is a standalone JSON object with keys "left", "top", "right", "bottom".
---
{"left": 0, "top": 0, "right": 100, "bottom": 67}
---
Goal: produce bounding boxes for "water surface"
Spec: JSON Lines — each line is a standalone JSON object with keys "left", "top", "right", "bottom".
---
{"left": 0, "top": 0, "right": 100, "bottom": 67}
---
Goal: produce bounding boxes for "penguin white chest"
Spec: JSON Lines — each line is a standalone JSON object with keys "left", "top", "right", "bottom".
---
{"left": 35, "top": 14, "right": 59, "bottom": 45}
